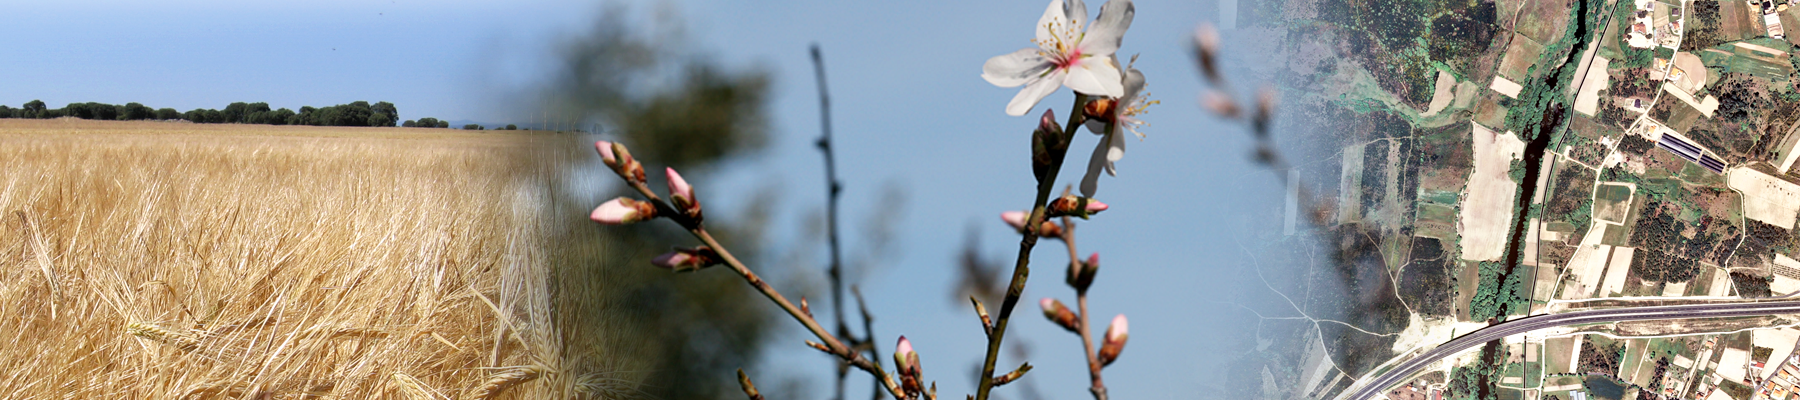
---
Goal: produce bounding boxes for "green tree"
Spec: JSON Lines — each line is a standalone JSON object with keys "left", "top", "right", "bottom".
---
{"left": 222, "top": 102, "right": 250, "bottom": 123}
{"left": 371, "top": 101, "right": 398, "bottom": 127}
{"left": 402, "top": 120, "right": 417, "bottom": 127}
{"left": 154, "top": 108, "right": 180, "bottom": 120}
{"left": 434, "top": 120, "right": 448, "bottom": 128}
{"left": 461, "top": 124, "right": 484, "bottom": 130}
{"left": 23, "top": 100, "right": 46, "bottom": 115}
{"left": 120, "top": 103, "right": 154, "bottom": 120}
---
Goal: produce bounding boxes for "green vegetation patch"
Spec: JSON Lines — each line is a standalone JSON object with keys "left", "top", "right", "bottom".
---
{"left": 1545, "top": 164, "right": 1598, "bottom": 229}
{"left": 1469, "top": 260, "right": 1530, "bottom": 321}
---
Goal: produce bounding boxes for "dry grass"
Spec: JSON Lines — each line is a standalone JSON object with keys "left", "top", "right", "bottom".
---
{"left": 0, "top": 119, "right": 639, "bottom": 399}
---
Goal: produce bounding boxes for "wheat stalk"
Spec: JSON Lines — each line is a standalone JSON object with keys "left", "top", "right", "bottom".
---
{"left": 466, "top": 365, "right": 546, "bottom": 400}
{"left": 126, "top": 321, "right": 200, "bottom": 352}
{"left": 393, "top": 371, "right": 445, "bottom": 400}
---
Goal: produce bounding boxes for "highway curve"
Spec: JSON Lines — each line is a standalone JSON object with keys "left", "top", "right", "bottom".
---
{"left": 1340, "top": 300, "right": 1800, "bottom": 400}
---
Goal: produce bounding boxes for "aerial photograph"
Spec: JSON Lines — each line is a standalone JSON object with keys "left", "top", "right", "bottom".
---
{"left": 3, "top": 0, "right": 1800, "bottom": 399}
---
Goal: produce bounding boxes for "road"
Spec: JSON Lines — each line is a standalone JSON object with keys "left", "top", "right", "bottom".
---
{"left": 1339, "top": 299, "right": 1800, "bottom": 400}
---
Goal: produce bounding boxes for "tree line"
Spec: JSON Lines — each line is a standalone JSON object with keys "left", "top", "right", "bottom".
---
{"left": 0, "top": 100, "right": 456, "bottom": 129}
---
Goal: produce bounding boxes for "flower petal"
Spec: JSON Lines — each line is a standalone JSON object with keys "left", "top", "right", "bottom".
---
{"left": 1080, "top": 0, "right": 1134, "bottom": 57}
{"left": 982, "top": 49, "right": 1053, "bottom": 88}
{"left": 1080, "top": 131, "right": 1112, "bottom": 197}
{"left": 1083, "top": 119, "right": 1107, "bottom": 135}
{"left": 1121, "top": 67, "right": 1146, "bottom": 102}
{"left": 1006, "top": 70, "right": 1065, "bottom": 116}
{"left": 1104, "top": 130, "right": 1126, "bottom": 175}
{"left": 1062, "top": 58, "right": 1124, "bottom": 97}
{"left": 1036, "top": 0, "right": 1068, "bottom": 49}
{"left": 1065, "top": 0, "right": 1089, "bottom": 35}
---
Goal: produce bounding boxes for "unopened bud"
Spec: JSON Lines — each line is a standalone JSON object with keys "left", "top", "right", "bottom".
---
{"left": 971, "top": 296, "right": 993, "bottom": 335}
{"left": 599, "top": 141, "right": 646, "bottom": 183}
{"left": 1000, "top": 210, "right": 1064, "bottom": 238}
{"left": 650, "top": 246, "right": 720, "bottom": 272}
{"left": 1202, "top": 90, "right": 1239, "bottom": 118}
{"left": 1046, "top": 195, "right": 1108, "bottom": 219}
{"left": 596, "top": 140, "right": 618, "bottom": 166}
{"left": 737, "top": 369, "right": 764, "bottom": 400}
{"left": 1068, "top": 252, "right": 1099, "bottom": 291}
{"left": 1082, "top": 97, "right": 1118, "bottom": 124}
{"left": 1039, "top": 298, "right": 1079, "bottom": 333}
{"left": 665, "top": 167, "right": 703, "bottom": 222}
{"left": 800, "top": 297, "right": 813, "bottom": 319}
{"left": 591, "top": 197, "right": 658, "bottom": 225}
{"left": 895, "top": 336, "right": 924, "bottom": 397}
{"left": 1254, "top": 86, "right": 1277, "bottom": 137}
{"left": 1097, "top": 314, "right": 1129, "bottom": 366}
{"left": 1192, "top": 24, "right": 1221, "bottom": 84}
{"left": 1032, "top": 109, "right": 1066, "bottom": 183}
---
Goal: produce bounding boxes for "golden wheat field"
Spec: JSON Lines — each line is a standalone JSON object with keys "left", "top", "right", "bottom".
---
{"left": 0, "top": 119, "right": 642, "bottom": 399}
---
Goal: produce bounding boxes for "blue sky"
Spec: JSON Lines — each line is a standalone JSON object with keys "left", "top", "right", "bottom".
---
{"left": 3, "top": 1, "right": 1304, "bottom": 398}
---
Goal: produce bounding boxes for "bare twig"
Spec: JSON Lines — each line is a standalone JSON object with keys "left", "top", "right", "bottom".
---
{"left": 815, "top": 43, "right": 889, "bottom": 400}
{"left": 1054, "top": 209, "right": 1109, "bottom": 400}
{"left": 614, "top": 174, "right": 909, "bottom": 400}
{"left": 853, "top": 285, "right": 886, "bottom": 400}
{"left": 812, "top": 43, "right": 860, "bottom": 400}
{"left": 976, "top": 95, "right": 1090, "bottom": 400}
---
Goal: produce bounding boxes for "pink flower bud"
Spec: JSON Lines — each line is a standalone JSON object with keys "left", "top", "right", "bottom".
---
{"left": 651, "top": 251, "right": 692, "bottom": 269}
{"left": 1193, "top": 24, "right": 1221, "bottom": 83}
{"left": 1098, "top": 314, "right": 1129, "bottom": 366}
{"left": 999, "top": 210, "right": 1064, "bottom": 238}
{"left": 1032, "top": 108, "right": 1067, "bottom": 183}
{"left": 1202, "top": 90, "right": 1239, "bottom": 118}
{"left": 1039, "top": 298, "right": 1079, "bottom": 333}
{"left": 666, "top": 167, "right": 692, "bottom": 199}
{"left": 1000, "top": 211, "right": 1029, "bottom": 232}
{"left": 1068, "top": 252, "right": 1099, "bottom": 290}
{"left": 590, "top": 197, "right": 658, "bottom": 225}
{"left": 596, "top": 140, "right": 617, "bottom": 165}
{"left": 1047, "top": 195, "right": 1108, "bottom": 218}
{"left": 665, "top": 167, "right": 702, "bottom": 221}
{"left": 649, "top": 246, "right": 719, "bottom": 272}
{"left": 894, "top": 336, "right": 923, "bottom": 397}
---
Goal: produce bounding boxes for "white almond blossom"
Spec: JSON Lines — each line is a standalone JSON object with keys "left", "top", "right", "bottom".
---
{"left": 1080, "top": 65, "right": 1153, "bottom": 197}
{"left": 982, "top": 0, "right": 1135, "bottom": 116}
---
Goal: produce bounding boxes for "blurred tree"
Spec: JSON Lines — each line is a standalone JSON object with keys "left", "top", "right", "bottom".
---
{"left": 505, "top": 124, "right": 518, "bottom": 130}
{"left": 154, "top": 108, "right": 180, "bottom": 120}
{"left": 462, "top": 123, "right": 484, "bottom": 130}
{"left": 119, "top": 103, "right": 153, "bottom": 120}
{"left": 402, "top": 120, "right": 417, "bottom": 127}
{"left": 435, "top": 120, "right": 449, "bottom": 128}
{"left": 532, "top": 6, "right": 780, "bottom": 399}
